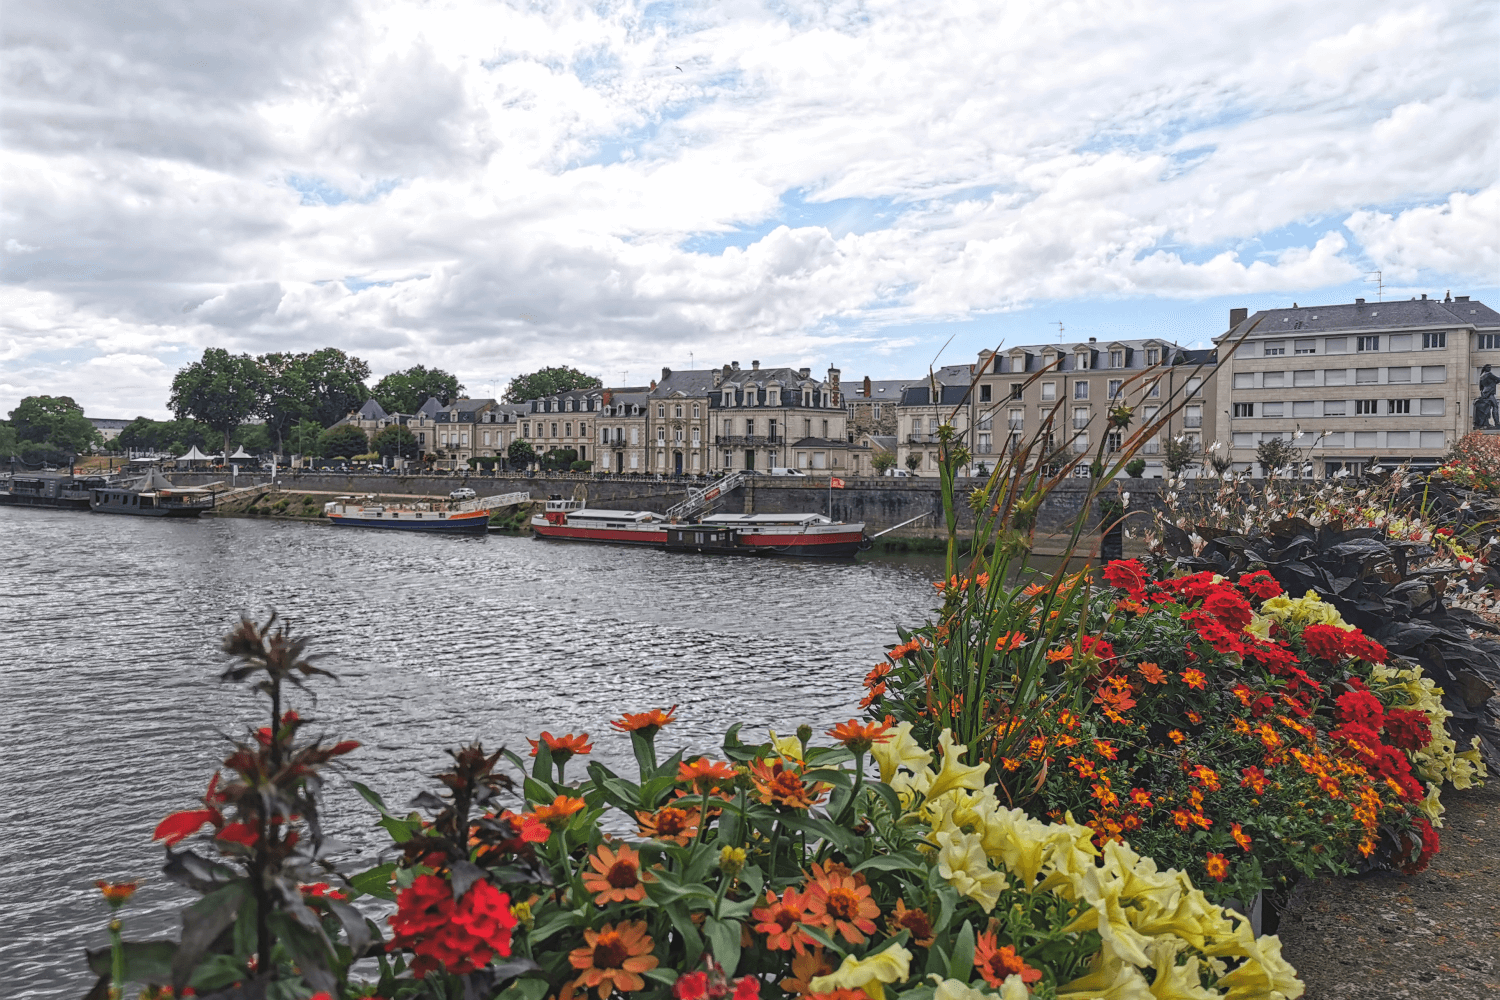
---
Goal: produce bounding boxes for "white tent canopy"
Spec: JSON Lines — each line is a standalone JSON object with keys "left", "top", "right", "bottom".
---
{"left": 228, "top": 447, "right": 254, "bottom": 459}
{"left": 177, "top": 445, "right": 211, "bottom": 461}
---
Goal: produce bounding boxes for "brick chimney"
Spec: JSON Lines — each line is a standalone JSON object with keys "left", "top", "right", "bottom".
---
{"left": 862, "top": 375, "right": 872, "bottom": 397}
{"left": 827, "top": 366, "right": 841, "bottom": 404}
{"left": 751, "top": 360, "right": 760, "bottom": 370}
{"left": 650, "top": 379, "right": 657, "bottom": 391}
{"left": 662, "top": 367, "right": 671, "bottom": 382}
{"left": 1229, "top": 307, "right": 1248, "bottom": 328}
{"left": 712, "top": 368, "right": 723, "bottom": 388}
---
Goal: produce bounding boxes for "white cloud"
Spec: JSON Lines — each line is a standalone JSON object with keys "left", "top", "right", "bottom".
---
{"left": 2, "top": 0, "right": 1497, "bottom": 415}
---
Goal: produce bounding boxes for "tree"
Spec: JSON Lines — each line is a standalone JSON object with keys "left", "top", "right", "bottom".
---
{"left": 118, "top": 417, "right": 210, "bottom": 456}
{"left": 372, "top": 365, "right": 464, "bottom": 414}
{"left": 371, "top": 424, "right": 418, "bottom": 461}
{"left": 287, "top": 419, "right": 323, "bottom": 458}
{"left": 1125, "top": 458, "right": 1147, "bottom": 478}
{"left": 507, "top": 439, "right": 537, "bottom": 469}
{"left": 256, "top": 349, "right": 372, "bottom": 450}
{"left": 872, "top": 451, "right": 897, "bottom": 475}
{"left": 503, "top": 366, "right": 601, "bottom": 403}
{"left": 8, "top": 395, "right": 100, "bottom": 463}
{"left": 904, "top": 452, "right": 922, "bottom": 472}
{"left": 0, "top": 420, "right": 17, "bottom": 460}
{"left": 1163, "top": 435, "right": 1199, "bottom": 475}
{"left": 169, "top": 348, "right": 263, "bottom": 460}
{"left": 1255, "top": 437, "right": 1297, "bottom": 479}
{"left": 315, "top": 424, "right": 369, "bottom": 459}
{"left": 540, "top": 447, "right": 578, "bottom": 470}
{"left": 232, "top": 423, "right": 274, "bottom": 455}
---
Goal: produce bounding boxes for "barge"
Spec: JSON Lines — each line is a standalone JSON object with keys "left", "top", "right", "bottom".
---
{"left": 1, "top": 472, "right": 115, "bottom": 510}
{"left": 531, "top": 497, "right": 867, "bottom": 559}
{"left": 323, "top": 496, "right": 492, "bottom": 534}
{"left": 90, "top": 469, "right": 216, "bottom": 518}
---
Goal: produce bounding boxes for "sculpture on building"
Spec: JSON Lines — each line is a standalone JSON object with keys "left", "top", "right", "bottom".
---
{"left": 1475, "top": 365, "right": 1500, "bottom": 430}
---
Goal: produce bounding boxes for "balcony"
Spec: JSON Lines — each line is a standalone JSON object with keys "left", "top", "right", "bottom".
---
{"left": 1183, "top": 416, "right": 1203, "bottom": 428}
{"left": 714, "top": 435, "right": 781, "bottom": 446}
{"left": 907, "top": 433, "right": 935, "bottom": 444}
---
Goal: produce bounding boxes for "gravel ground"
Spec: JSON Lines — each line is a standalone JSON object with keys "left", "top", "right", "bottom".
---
{"left": 1277, "top": 778, "right": 1500, "bottom": 998}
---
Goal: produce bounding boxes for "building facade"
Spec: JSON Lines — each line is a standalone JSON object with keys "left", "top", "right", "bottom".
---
{"left": 648, "top": 369, "right": 716, "bottom": 475}
{"left": 706, "top": 361, "right": 849, "bottom": 472}
{"left": 1215, "top": 295, "right": 1500, "bottom": 477}
{"left": 896, "top": 382, "right": 973, "bottom": 476}
{"left": 845, "top": 376, "right": 910, "bottom": 437}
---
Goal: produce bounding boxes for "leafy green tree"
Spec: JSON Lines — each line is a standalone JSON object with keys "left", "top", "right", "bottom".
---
{"left": 1163, "top": 435, "right": 1199, "bottom": 475}
{"left": 118, "top": 417, "right": 211, "bottom": 456}
{"left": 503, "top": 366, "right": 601, "bottom": 403}
{"left": 1255, "top": 437, "right": 1297, "bottom": 479}
{"left": 872, "top": 451, "right": 897, "bottom": 474}
{"left": 287, "top": 419, "right": 323, "bottom": 458}
{"left": 7, "top": 395, "right": 100, "bottom": 463}
{"left": 904, "top": 452, "right": 922, "bottom": 472}
{"left": 256, "top": 349, "right": 372, "bottom": 451}
{"left": 507, "top": 439, "right": 537, "bottom": 469}
{"left": 540, "top": 447, "right": 578, "bottom": 470}
{"left": 232, "top": 423, "right": 274, "bottom": 454}
{"left": 169, "top": 348, "right": 263, "bottom": 460}
{"left": 371, "top": 424, "right": 418, "bottom": 461}
{"left": 372, "top": 365, "right": 464, "bottom": 413}
{"left": 315, "top": 424, "right": 368, "bottom": 459}
{"left": 0, "top": 420, "right": 17, "bottom": 460}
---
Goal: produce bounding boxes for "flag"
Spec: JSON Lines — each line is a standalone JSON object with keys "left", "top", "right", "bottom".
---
{"left": 831, "top": 477, "right": 845, "bottom": 489}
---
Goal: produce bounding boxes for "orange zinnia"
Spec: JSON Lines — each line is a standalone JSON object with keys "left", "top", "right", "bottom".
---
{"left": 826, "top": 719, "right": 892, "bottom": 754}
{"left": 635, "top": 806, "right": 698, "bottom": 845}
{"left": 568, "top": 920, "right": 659, "bottom": 998}
{"left": 583, "top": 843, "right": 652, "bottom": 904}
{"left": 885, "top": 899, "right": 936, "bottom": 948}
{"left": 1204, "top": 852, "right": 1229, "bottom": 881}
{"left": 748, "top": 758, "right": 824, "bottom": 810}
{"left": 994, "top": 631, "right": 1026, "bottom": 652}
{"left": 1045, "top": 645, "right": 1073, "bottom": 663}
{"left": 973, "top": 930, "right": 1042, "bottom": 988}
{"left": 610, "top": 706, "right": 678, "bottom": 737}
{"left": 1137, "top": 662, "right": 1167, "bottom": 684}
{"left": 802, "top": 862, "right": 879, "bottom": 944}
{"left": 1181, "top": 668, "right": 1207, "bottom": 690}
{"left": 780, "top": 948, "right": 836, "bottom": 996}
{"left": 752, "top": 887, "right": 815, "bottom": 954}
{"left": 528, "top": 731, "right": 594, "bottom": 762}
{"left": 677, "top": 757, "right": 737, "bottom": 794}
{"left": 863, "top": 662, "right": 891, "bottom": 688}
{"left": 531, "top": 795, "right": 588, "bottom": 828}
{"left": 95, "top": 880, "right": 139, "bottom": 906}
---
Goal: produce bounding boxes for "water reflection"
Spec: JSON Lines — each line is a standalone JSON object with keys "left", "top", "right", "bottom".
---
{"left": 0, "top": 509, "right": 942, "bottom": 996}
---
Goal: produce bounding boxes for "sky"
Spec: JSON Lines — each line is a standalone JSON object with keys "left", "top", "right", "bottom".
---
{"left": 2, "top": 0, "right": 1497, "bottom": 420}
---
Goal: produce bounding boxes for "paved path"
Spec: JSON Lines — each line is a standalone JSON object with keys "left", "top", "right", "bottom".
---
{"left": 1278, "top": 779, "right": 1500, "bottom": 998}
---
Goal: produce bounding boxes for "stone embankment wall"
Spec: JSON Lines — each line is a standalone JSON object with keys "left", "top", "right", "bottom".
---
{"left": 171, "top": 471, "right": 1182, "bottom": 539}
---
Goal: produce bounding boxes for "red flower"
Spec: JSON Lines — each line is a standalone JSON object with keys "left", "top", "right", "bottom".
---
{"left": 973, "top": 930, "right": 1042, "bottom": 988}
{"left": 1238, "top": 570, "right": 1283, "bottom": 599}
{"left": 152, "top": 809, "right": 219, "bottom": 846}
{"left": 1102, "top": 559, "right": 1151, "bottom": 597}
{"left": 677, "top": 758, "right": 738, "bottom": 794}
{"left": 1383, "top": 708, "right": 1433, "bottom": 752}
{"left": 388, "top": 875, "right": 515, "bottom": 977}
{"left": 1401, "top": 818, "right": 1441, "bottom": 873}
{"left": 734, "top": 976, "right": 760, "bottom": 1000}
{"left": 1202, "top": 587, "right": 1253, "bottom": 632}
{"left": 1335, "top": 690, "right": 1385, "bottom": 731}
{"left": 610, "top": 706, "right": 679, "bottom": 736}
{"left": 528, "top": 731, "right": 594, "bottom": 762}
{"left": 1301, "top": 624, "right": 1348, "bottom": 662}
{"left": 1240, "top": 767, "right": 1268, "bottom": 794}
{"left": 1342, "top": 630, "right": 1388, "bottom": 665}
{"left": 215, "top": 823, "right": 259, "bottom": 847}
{"left": 674, "top": 972, "right": 709, "bottom": 1000}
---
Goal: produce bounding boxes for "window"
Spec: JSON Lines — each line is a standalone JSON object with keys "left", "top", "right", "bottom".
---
{"left": 674, "top": 404, "right": 683, "bottom": 417}
{"left": 979, "top": 384, "right": 992, "bottom": 402}
{"left": 564, "top": 422, "right": 572, "bottom": 436}
{"left": 1233, "top": 402, "right": 1254, "bottom": 417}
{"left": 722, "top": 391, "right": 734, "bottom": 406}
{"left": 1423, "top": 331, "right": 1446, "bottom": 349}
{"left": 1390, "top": 334, "right": 1412, "bottom": 351}
{"left": 745, "top": 389, "right": 757, "bottom": 406}
{"left": 692, "top": 404, "right": 700, "bottom": 418}
{"left": 522, "top": 422, "right": 530, "bottom": 437}
{"left": 1293, "top": 401, "right": 1314, "bottom": 417}
{"left": 1295, "top": 340, "right": 1316, "bottom": 354}
{"left": 692, "top": 427, "right": 701, "bottom": 445}
{"left": 1264, "top": 341, "right": 1286, "bottom": 356}
{"left": 1041, "top": 382, "right": 1056, "bottom": 401}
{"left": 1184, "top": 405, "right": 1202, "bottom": 428}
{"left": 1008, "top": 408, "right": 1023, "bottom": 430}
{"left": 1293, "top": 370, "right": 1316, "bottom": 386}
{"left": 1420, "top": 398, "right": 1444, "bottom": 416}
{"left": 1480, "top": 334, "right": 1500, "bottom": 350}
{"left": 1186, "top": 377, "right": 1202, "bottom": 397}
{"left": 1355, "top": 368, "right": 1378, "bottom": 383}
{"left": 1233, "top": 432, "right": 1254, "bottom": 446}
{"left": 1325, "top": 337, "right": 1347, "bottom": 354}
{"left": 1074, "top": 381, "right": 1089, "bottom": 399}
{"left": 1010, "top": 383, "right": 1024, "bottom": 400}
{"left": 1262, "top": 402, "right": 1284, "bottom": 417}
{"left": 1076, "top": 352, "right": 1090, "bottom": 370}
{"left": 873, "top": 404, "right": 881, "bottom": 419}
{"left": 579, "top": 422, "right": 587, "bottom": 436}
{"left": 1421, "top": 365, "right": 1446, "bottom": 383}
{"left": 768, "top": 389, "right": 779, "bottom": 405}
{"left": 657, "top": 428, "right": 666, "bottom": 443}
{"left": 1263, "top": 371, "right": 1284, "bottom": 388}
{"left": 1324, "top": 369, "right": 1347, "bottom": 385}
{"left": 1072, "top": 407, "right": 1089, "bottom": 430}
{"left": 1146, "top": 348, "right": 1160, "bottom": 365}
{"left": 1323, "top": 400, "right": 1346, "bottom": 417}
{"left": 550, "top": 422, "right": 558, "bottom": 437}
{"left": 1388, "top": 399, "right": 1411, "bottom": 414}
{"left": 745, "top": 418, "right": 755, "bottom": 436}
{"left": 1354, "top": 431, "right": 1377, "bottom": 447}
{"left": 1355, "top": 399, "right": 1378, "bottom": 415}
{"left": 1107, "top": 431, "right": 1123, "bottom": 452}
{"left": 1110, "top": 350, "right": 1124, "bottom": 368}
{"left": 1233, "top": 373, "right": 1254, "bottom": 389}
{"left": 1357, "top": 336, "right": 1380, "bottom": 352}
{"left": 1387, "top": 430, "right": 1410, "bottom": 447}
{"left": 1108, "top": 379, "right": 1123, "bottom": 399}
{"left": 1387, "top": 367, "right": 1411, "bottom": 383}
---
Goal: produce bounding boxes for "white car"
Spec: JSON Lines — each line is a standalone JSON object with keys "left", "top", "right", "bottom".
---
{"left": 449, "top": 487, "right": 477, "bottom": 500}
{"left": 768, "top": 467, "right": 807, "bottom": 477}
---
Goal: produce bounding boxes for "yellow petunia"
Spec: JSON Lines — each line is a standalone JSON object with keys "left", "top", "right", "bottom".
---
{"left": 934, "top": 828, "right": 1007, "bottom": 912}
{"left": 809, "top": 944, "right": 913, "bottom": 1000}
{"left": 870, "top": 720, "right": 932, "bottom": 784}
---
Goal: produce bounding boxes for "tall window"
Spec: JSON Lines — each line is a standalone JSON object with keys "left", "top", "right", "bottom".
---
{"left": 1233, "top": 402, "right": 1254, "bottom": 417}
{"left": 1422, "top": 331, "right": 1446, "bottom": 349}
{"left": 1076, "top": 352, "right": 1091, "bottom": 370}
{"left": 1388, "top": 399, "right": 1412, "bottom": 414}
{"left": 1074, "top": 381, "right": 1088, "bottom": 399}
{"left": 692, "top": 404, "right": 700, "bottom": 417}
{"left": 1109, "top": 350, "right": 1124, "bottom": 368}
{"left": 1107, "top": 379, "right": 1123, "bottom": 399}
{"left": 1010, "top": 383, "right": 1024, "bottom": 399}
{"left": 1355, "top": 399, "right": 1378, "bottom": 415}
{"left": 1186, "top": 377, "right": 1202, "bottom": 397}
{"left": 674, "top": 404, "right": 683, "bottom": 417}
{"left": 1145, "top": 348, "right": 1160, "bottom": 365}
{"left": 1072, "top": 406, "right": 1089, "bottom": 429}
{"left": 979, "top": 384, "right": 992, "bottom": 402}
{"left": 1107, "top": 431, "right": 1123, "bottom": 452}
{"left": 745, "top": 418, "right": 755, "bottom": 436}
{"left": 1041, "top": 382, "right": 1056, "bottom": 401}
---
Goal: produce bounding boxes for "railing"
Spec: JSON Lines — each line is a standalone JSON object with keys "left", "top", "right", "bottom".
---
{"left": 714, "top": 435, "right": 781, "bottom": 446}
{"left": 907, "top": 433, "right": 934, "bottom": 444}
{"left": 666, "top": 471, "right": 748, "bottom": 520}
{"left": 1184, "top": 417, "right": 1203, "bottom": 428}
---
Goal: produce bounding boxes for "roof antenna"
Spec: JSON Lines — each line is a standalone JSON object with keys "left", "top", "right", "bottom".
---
{"left": 1365, "top": 270, "right": 1383, "bottom": 302}
{"left": 1054, "top": 321, "right": 1065, "bottom": 342}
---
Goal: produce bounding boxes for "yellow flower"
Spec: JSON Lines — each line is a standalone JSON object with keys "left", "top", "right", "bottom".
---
{"left": 934, "top": 828, "right": 1007, "bottom": 912}
{"left": 931, "top": 976, "right": 1029, "bottom": 1000}
{"left": 1055, "top": 950, "right": 1154, "bottom": 999}
{"left": 1144, "top": 939, "right": 1218, "bottom": 999}
{"left": 768, "top": 730, "right": 805, "bottom": 762}
{"left": 921, "top": 729, "right": 990, "bottom": 801}
{"left": 809, "top": 944, "right": 913, "bottom": 1000}
{"left": 1242, "top": 613, "right": 1274, "bottom": 641}
{"left": 870, "top": 721, "right": 931, "bottom": 784}
{"left": 1212, "top": 932, "right": 1303, "bottom": 999}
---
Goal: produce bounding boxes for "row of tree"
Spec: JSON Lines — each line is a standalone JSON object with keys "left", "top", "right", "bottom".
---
{"left": 0, "top": 396, "right": 102, "bottom": 466}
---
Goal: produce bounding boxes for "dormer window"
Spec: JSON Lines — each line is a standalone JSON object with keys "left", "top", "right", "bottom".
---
{"left": 1110, "top": 350, "right": 1124, "bottom": 368}
{"left": 722, "top": 390, "right": 734, "bottom": 407}
{"left": 1146, "top": 348, "right": 1159, "bottom": 365}
{"left": 746, "top": 389, "right": 757, "bottom": 406}
{"left": 768, "top": 389, "right": 779, "bottom": 406}
{"left": 821, "top": 391, "right": 830, "bottom": 407}
{"left": 1076, "top": 352, "right": 1090, "bottom": 370}
{"left": 802, "top": 389, "right": 813, "bottom": 406}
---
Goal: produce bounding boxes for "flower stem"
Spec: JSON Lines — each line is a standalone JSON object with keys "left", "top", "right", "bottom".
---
{"left": 108, "top": 918, "right": 124, "bottom": 1000}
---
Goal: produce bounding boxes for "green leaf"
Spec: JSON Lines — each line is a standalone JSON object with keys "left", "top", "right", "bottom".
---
{"left": 704, "top": 917, "right": 742, "bottom": 978}
{"left": 377, "top": 814, "right": 420, "bottom": 844}
{"left": 639, "top": 775, "right": 679, "bottom": 809}
{"left": 739, "top": 864, "right": 765, "bottom": 901}
{"left": 645, "top": 968, "right": 682, "bottom": 987}
{"left": 350, "top": 779, "right": 392, "bottom": 816}
{"left": 630, "top": 730, "right": 658, "bottom": 782}
{"left": 532, "top": 742, "right": 555, "bottom": 782}
{"left": 799, "top": 925, "right": 846, "bottom": 958}
{"left": 852, "top": 852, "right": 925, "bottom": 876}
{"left": 172, "top": 880, "right": 248, "bottom": 991}
{"left": 529, "top": 910, "right": 581, "bottom": 945}
{"left": 348, "top": 863, "right": 398, "bottom": 901}
{"left": 188, "top": 953, "right": 249, "bottom": 991}
{"left": 663, "top": 902, "right": 704, "bottom": 968}
{"left": 84, "top": 940, "right": 177, "bottom": 982}
{"left": 523, "top": 776, "right": 556, "bottom": 806}
{"left": 655, "top": 747, "right": 687, "bottom": 782}
{"left": 948, "top": 920, "right": 975, "bottom": 983}
{"left": 498, "top": 979, "right": 552, "bottom": 1000}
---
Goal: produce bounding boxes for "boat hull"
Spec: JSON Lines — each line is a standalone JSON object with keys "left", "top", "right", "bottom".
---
{"left": 532, "top": 523, "right": 669, "bottom": 546}
{"left": 533, "top": 520, "right": 866, "bottom": 558}
{"left": 2, "top": 494, "right": 92, "bottom": 510}
{"left": 328, "top": 511, "right": 490, "bottom": 534}
{"left": 90, "top": 502, "right": 206, "bottom": 518}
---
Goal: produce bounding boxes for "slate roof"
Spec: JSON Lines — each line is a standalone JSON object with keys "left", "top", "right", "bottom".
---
{"left": 868, "top": 434, "right": 897, "bottom": 452}
{"left": 354, "top": 399, "right": 388, "bottom": 420}
{"left": 650, "top": 369, "right": 720, "bottom": 398}
{"left": 716, "top": 366, "right": 829, "bottom": 389}
{"left": 789, "top": 437, "right": 850, "bottom": 448}
{"left": 416, "top": 397, "right": 444, "bottom": 417}
{"left": 899, "top": 384, "right": 972, "bottom": 407}
{"left": 985, "top": 338, "right": 1189, "bottom": 374}
{"left": 1222, "top": 297, "right": 1500, "bottom": 340}
{"left": 848, "top": 378, "right": 911, "bottom": 400}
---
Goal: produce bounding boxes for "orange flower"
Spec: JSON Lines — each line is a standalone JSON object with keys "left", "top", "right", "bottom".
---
{"left": 888, "top": 637, "right": 924, "bottom": 660}
{"left": 1045, "top": 645, "right": 1073, "bottom": 663}
{"left": 568, "top": 920, "right": 659, "bottom": 998}
{"left": 859, "top": 683, "right": 887, "bottom": 709}
{"left": 677, "top": 758, "right": 737, "bottom": 794}
{"left": 531, "top": 795, "right": 587, "bottom": 829}
{"left": 635, "top": 806, "right": 698, "bottom": 845}
{"left": 749, "top": 758, "right": 824, "bottom": 809}
{"left": 802, "top": 862, "right": 879, "bottom": 944}
{"left": 1129, "top": 788, "right": 1152, "bottom": 808}
{"left": 753, "top": 887, "right": 816, "bottom": 953}
{"left": 583, "top": 843, "right": 652, "bottom": 904}
{"left": 1181, "top": 668, "right": 1207, "bottom": 690}
{"left": 780, "top": 948, "right": 836, "bottom": 996}
{"left": 1093, "top": 740, "right": 1118, "bottom": 760}
{"left": 886, "top": 899, "right": 936, "bottom": 947}
{"left": 528, "top": 731, "right": 594, "bottom": 762}
{"left": 863, "top": 662, "right": 891, "bottom": 688}
{"left": 1168, "top": 729, "right": 1187, "bottom": 745}
{"left": 1191, "top": 765, "right": 1221, "bottom": 791}
{"left": 1137, "top": 662, "right": 1167, "bottom": 684}
{"left": 1231, "top": 823, "right": 1252, "bottom": 852}
{"left": 1204, "top": 852, "right": 1229, "bottom": 881}
{"left": 610, "top": 706, "right": 678, "bottom": 737}
{"left": 994, "top": 631, "right": 1027, "bottom": 652}
{"left": 973, "top": 930, "right": 1042, "bottom": 988}
{"left": 95, "top": 881, "right": 139, "bottom": 906}
{"left": 826, "top": 719, "right": 893, "bottom": 754}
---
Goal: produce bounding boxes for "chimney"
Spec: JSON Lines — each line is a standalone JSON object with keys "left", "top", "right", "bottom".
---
{"left": 827, "top": 366, "right": 841, "bottom": 405}
{"left": 751, "top": 360, "right": 760, "bottom": 370}
{"left": 662, "top": 367, "right": 671, "bottom": 382}
{"left": 1088, "top": 336, "right": 1096, "bottom": 343}
{"left": 862, "top": 375, "right": 872, "bottom": 397}
{"left": 1354, "top": 299, "right": 1365, "bottom": 306}
{"left": 1457, "top": 296, "right": 1470, "bottom": 302}
{"left": 712, "top": 368, "right": 723, "bottom": 388}
{"left": 1421, "top": 293, "right": 1428, "bottom": 300}
{"left": 731, "top": 360, "right": 740, "bottom": 370}
{"left": 1230, "top": 307, "right": 1248, "bottom": 327}
{"left": 650, "top": 380, "right": 657, "bottom": 391}
{"left": 1445, "top": 290, "right": 1452, "bottom": 302}
{"left": 798, "top": 367, "right": 810, "bottom": 379}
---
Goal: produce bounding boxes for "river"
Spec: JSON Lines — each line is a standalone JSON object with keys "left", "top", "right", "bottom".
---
{"left": 0, "top": 508, "right": 945, "bottom": 997}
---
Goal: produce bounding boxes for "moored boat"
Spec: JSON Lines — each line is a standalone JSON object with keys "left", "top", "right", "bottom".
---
{"left": 2, "top": 472, "right": 112, "bottom": 510}
{"left": 323, "top": 496, "right": 491, "bottom": 534}
{"left": 90, "top": 469, "right": 215, "bottom": 518}
{"left": 531, "top": 497, "right": 866, "bottom": 558}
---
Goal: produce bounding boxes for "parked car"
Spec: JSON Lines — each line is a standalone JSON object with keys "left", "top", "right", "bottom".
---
{"left": 883, "top": 468, "right": 912, "bottom": 478}
{"left": 768, "top": 468, "right": 807, "bottom": 477}
{"left": 449, "top": 487, "right": 477, "bottom": 501}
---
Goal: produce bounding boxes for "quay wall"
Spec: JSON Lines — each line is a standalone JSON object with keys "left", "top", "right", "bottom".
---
{"left": 169, "top": 471, "right": 1178, "bottom": 538}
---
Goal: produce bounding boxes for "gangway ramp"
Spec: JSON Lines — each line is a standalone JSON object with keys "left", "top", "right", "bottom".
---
{"left": 666, "top": 471, "right": 747, "bottom": 520}
{"left": 455, "top": 491, "right": 531, "bottom": 513}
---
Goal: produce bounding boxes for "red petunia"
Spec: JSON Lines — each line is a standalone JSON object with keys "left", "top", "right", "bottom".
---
{"left": 674, "top": 972, "right": 709, "bottom": 1000}
{"left": 1382, "top": 708, "right": 1433, "bottom": 752}
{"left": 1102, "top": 559, "right": 1151, "bottom": 598}
{"left": 1301, "top": 624, "right": 1348, "bottom": 662}
{"left": 215, "top": 823, "right": 259, "bottom": 847}
{"left": 1238, "top": 570, "right": 1283, "bottom": 599}
{"left": 1335, "top": 689, "right": 1385, "bottom": 730}
{"left": 1342, "top": 630, "right": 1388, "bottom": 665}
{"left": 1202, "top": 587, "right": 1253, "bottom": 632}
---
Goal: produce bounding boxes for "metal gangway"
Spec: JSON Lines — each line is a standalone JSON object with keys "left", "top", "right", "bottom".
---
{"left": 455, "top": 490, "right": 531, "bottom": 513}
{"left": 209, "top": 481, "right": 275, "bottom": 505}
{"left": 665, "top": 471, "right": 748, "bottom": 520}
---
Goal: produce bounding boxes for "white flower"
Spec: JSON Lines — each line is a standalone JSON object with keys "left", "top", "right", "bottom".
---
{"left": 1121, "top": 492, "right": 1130, "bottom": 506}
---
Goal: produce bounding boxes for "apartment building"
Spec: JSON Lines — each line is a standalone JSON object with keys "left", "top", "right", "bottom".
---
{"left": 972, "top": 338, "right": 1214, "bottom": 477}
{"left": 896, "top": 381, "right": 973, "bottom": 476}
{"left": 707, "top": 361, "right": 849, "bottom": 472}
{"left": 648, "top": 368, "right": 716, "bottom": 475}
{"left": 1215, "top": 294, "right": 1500, "bottom": 477}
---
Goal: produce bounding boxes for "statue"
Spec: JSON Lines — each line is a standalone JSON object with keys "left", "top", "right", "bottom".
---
{"left": 1475, "top": 365, "right": 1500, "bottom": 430}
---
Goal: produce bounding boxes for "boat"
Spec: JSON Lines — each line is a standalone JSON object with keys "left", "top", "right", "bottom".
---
{"left": 89, "top": 469, "right": 216, "bottom": 518}
{"left": 1, "top": 472, "right": 114, "bottom": 510}
{"left": 530, "top": 497, "right": 867, "bottom": 558}
{"left": 323, "top": 496, "right": 491, "bottom": 534}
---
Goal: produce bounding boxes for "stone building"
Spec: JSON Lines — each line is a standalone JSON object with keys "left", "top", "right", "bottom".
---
{"left": 706, "top": 361, "right": 849, "bottom": 473}
{"left": 648, "top": 368, "right": 716, "bottom": 475}
{"left": 972, "top": 338, "right": 1213, "bottom": 478}
{"left": 845, "top": 376, "right": 909, "bottom": 437}
{"left": 895, "top": 381, "right": 974, "bottom": 476}
{"left": 407, "top": 397, "right": 505, "bottom": 470}
{"left": 1214, "top": 294, "right": 1500, "bottom": 477}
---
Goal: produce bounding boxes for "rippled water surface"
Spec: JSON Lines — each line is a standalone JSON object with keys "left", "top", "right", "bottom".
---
{"left": 0, "top": 508, "right": 943, "bottom": 996}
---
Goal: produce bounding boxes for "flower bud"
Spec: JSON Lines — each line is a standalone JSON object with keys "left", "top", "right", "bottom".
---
{"left": 718, "top": 846, "right": 747, "bottom": 878}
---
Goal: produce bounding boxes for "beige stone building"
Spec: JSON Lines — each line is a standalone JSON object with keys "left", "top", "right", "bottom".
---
{"left": 512, "top": 387, "right": 650, "bottom": 473}
{"left": 845, "top": 376, "right": 909, "bottom": 437}
{"left": 706, "top": 361, "right": 849, "bottom": 473}
{"left": 408, "top": 397, "right": 507, "bottom": 470}
{"left": 1215, "top": 294, "right": 1500, "bottom": 477}
{"left": 895, "top": 380, "right": 974, "bottom": 476}
{"left": 648, "top": 368, "right": 716, "bottom": 475}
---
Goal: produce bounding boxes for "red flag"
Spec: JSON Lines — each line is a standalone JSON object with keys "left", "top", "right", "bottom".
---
{"left": 831, "top": 477, "right": 845, "bottom": 489}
